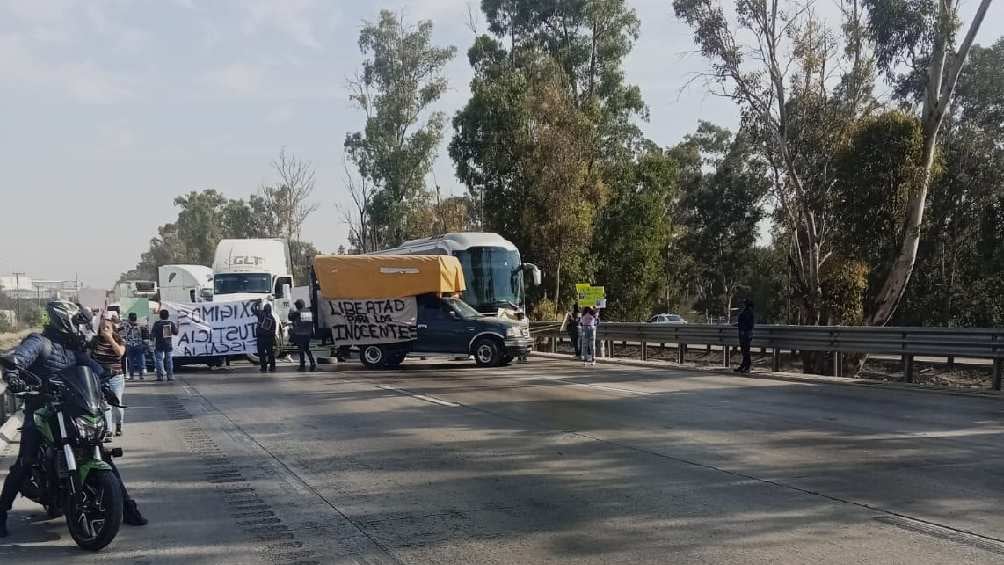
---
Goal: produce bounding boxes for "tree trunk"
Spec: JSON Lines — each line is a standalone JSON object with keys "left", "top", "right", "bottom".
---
{"left": 554, "top": 260, "right": 562, "bottom": 309}
{"left": 866, "top": 0, "right": 993, "bottom": 326}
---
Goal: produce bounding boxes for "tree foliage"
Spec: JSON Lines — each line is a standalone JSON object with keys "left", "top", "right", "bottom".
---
{"left": 123, "top": 149, "right": 321, "bottom": 286}
{"left": 452, "top": 0, "right": 670, "bottom": 309}
{"left": 669, "top": 123, "right": 768, "bottom": 320}
{"left": 345, "top": 10, "right": 456, "bottom": 250}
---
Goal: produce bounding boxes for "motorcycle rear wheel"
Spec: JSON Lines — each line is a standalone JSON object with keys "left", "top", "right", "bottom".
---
{"left": 65, "top": 470, "right": 123, "bottom": 551}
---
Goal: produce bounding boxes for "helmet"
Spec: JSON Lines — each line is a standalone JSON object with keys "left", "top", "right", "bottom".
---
{"left": 46, "top": 301, "right": 82, "bottom": 336}
{"left": 45, "top": 301, "right": 93, "bottom": 347}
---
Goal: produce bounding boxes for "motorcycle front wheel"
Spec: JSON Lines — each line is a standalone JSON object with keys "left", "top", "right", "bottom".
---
{"left": 65, "top": 470, "right": 123, "bottom": 551}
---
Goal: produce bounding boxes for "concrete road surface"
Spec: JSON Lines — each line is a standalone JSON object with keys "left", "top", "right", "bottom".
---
{"left": 2, "top": 358, "right": 1004, "bottom": 564}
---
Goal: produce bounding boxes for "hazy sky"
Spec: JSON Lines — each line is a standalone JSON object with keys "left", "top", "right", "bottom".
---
{"left": 0, "top": 0, "right": 1000, "bottom": 289}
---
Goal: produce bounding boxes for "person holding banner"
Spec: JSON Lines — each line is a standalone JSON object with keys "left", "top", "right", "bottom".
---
{"left": 288, "top": 299, "right": 316, "bottom": 372}
{"left": 152, "top": 309, "right": 179, "bottom": 381}
{"left": 256, "top": 303, "right": 277, "bottom": 373}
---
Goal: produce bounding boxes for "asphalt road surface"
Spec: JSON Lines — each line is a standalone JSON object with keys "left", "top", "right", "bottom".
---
{"left": 2, "top": 357, "right": 1004, "bottom": 564}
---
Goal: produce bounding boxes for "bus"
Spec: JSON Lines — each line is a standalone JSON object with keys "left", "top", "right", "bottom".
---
{"left": 374, "top": 233, "right": 541, "bottom": 318}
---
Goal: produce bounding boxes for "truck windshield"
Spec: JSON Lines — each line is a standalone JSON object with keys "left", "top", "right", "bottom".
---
{"left": 454, "top": 247, "right": 523, "bottom": 313}
{"left": 214, "top": 273, "right": 271, "bottom": 295}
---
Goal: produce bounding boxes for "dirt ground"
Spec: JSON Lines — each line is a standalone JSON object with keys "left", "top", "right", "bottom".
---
{"left": 545, "top": 339, "right": 996, "bottom": 391}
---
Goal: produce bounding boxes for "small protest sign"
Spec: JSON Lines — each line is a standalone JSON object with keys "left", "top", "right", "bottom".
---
{"left": 575, "top": 284, "right": 606, "bottom": 308}
{"left": 319, "top": 297, "right": 418, "bottom": 345}
{"left": 163, "top": 299, "right": 260, "bottom": 357}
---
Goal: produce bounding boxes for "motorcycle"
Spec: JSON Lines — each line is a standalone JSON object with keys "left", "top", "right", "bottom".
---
{"left": 0, "top": 353, "right": 125, "bottom": 551}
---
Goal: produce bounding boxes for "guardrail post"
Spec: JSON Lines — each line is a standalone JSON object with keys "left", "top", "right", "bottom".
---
{"left": 904, "top": 354, "right": 914, "bottom": 383}
{"left": 772, "top": 348, "right": 780, "bottom": 372}
{"left": 833, "top": 352, "right": 840, "bottom": 377}
{"left": 947, "top": 356, "right": 954, "bottom": 369}
{"left": 993, "top": 359, "right": 1002, "bottom": 391}
{"left": 723, "top": 346, "right": 730, "bottom": 368}
{"left": 609, "top": 340, "right": 615, "bottom": 357}
{"left": 550, "top": 337, "right": 557, "bottom": 353}
{"left": 678, "top": 344, "right": 686, "bottom": 364}
{"left": 641, "top": 341, "right": 648, "bottom": 361}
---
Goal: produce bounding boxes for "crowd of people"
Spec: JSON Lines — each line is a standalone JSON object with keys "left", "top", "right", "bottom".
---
{"left": 563, "top": 304, "right": 601, "bottom": 367}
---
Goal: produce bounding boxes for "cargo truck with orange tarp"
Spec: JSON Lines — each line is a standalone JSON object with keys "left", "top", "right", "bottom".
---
{"left": 310, "top": 255, "right": 531, "bottom": 368}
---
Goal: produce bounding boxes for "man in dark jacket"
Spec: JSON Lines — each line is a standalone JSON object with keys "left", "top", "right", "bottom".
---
{"left": 288, "top": 299, "right": 316, "bottom": 372}
{"left": 0, "top": 301, "right": 147, "bottom": 537}
{"left": 256, "top": 303, "right": 277, "bottom": 373}
{"left": 735, "top": 299, "right": 755, "bottom": 373}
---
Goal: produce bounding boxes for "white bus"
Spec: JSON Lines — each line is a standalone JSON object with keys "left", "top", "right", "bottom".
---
{"left": 374, "top": 233, "right": 541, "bottom": 317}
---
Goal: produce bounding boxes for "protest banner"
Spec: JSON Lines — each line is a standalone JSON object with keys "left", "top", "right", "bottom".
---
{"left": 319, "top": 297, "right": 418, "bottom": 345}
{"left": 162, "top": 300, "right": 260, "bottom": 357}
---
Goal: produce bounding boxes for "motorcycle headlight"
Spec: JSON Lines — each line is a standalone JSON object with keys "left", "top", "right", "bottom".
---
{"left": 73, "top": 415, "right": 107, "bottom": 443}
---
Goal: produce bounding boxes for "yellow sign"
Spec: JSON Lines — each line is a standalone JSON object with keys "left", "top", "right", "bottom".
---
{"left": 575, "top": 284, "right": 606, "bottom": 308}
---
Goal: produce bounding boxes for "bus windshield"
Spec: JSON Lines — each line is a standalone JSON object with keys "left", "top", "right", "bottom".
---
{"left": 454, "top": 247, "right": 523, "bottom": 313}
{"left": 214, "top": 273, "right": 271, "bottom": 295}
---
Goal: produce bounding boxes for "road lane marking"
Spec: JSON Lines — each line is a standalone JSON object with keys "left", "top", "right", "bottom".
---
{"left": 375, "top": 384, "right": 460, "bottom": 407}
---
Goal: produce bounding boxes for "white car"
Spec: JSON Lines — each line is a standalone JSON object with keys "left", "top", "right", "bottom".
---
{"left": 647, "top": 313, "right": 687, "bottom": 324}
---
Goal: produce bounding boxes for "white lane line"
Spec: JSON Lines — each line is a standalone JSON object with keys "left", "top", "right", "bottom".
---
{"left": 375, "top": 384, "right": 460, "bottom": 407}
{"left": 508, "top": 374, "right": 646, "bottom": 396}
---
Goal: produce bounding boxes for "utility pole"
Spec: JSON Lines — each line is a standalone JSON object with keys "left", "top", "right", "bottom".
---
{"left": 12, "top": 271, "right": 26, "bottom": 326}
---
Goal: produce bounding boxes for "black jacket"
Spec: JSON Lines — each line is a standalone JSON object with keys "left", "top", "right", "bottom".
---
{"left": 737, "top": 307, "right": 755, "bottom": 333}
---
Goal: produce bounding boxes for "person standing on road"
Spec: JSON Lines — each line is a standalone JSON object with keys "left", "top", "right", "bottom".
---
{"left": 735, "top": 299, "right": 755, "bottom": 373}
{"left": 579, "top": 306, "right": 598, "bottom": 367}
{"left": 564, "top": 304, "right": 581, "bottom": 358}
{"left": 152, "top": 309, "right": 178, "bottom": 381}
{"left": 288, "top": 299, "right": 316, "bottom": 372}
{"left": 121, "top": 312, "right": 148, "bottom": 381}
{"left": 256, "top": 303, "right": 277, "bottom": 373}
{"left": 92, "top": 314, "right": 127, "bottom": 436}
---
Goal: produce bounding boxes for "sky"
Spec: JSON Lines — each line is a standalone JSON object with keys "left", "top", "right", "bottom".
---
{"left": 0, "top": 0, "right": 1000, "bottom": 290}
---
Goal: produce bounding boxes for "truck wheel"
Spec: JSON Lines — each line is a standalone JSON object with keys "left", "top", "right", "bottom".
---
{"left": 360, "top": 345, "right": 387, "bottom": 369}
{"left": 473, "top": 338, "right": 502, "bottom": 367}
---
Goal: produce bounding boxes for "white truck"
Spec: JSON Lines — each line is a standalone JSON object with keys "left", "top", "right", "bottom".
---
{"left": 212, "top": 239, "right": 294, "bottom": 361}
{"left": 158, "top": 265, "right": 214, "bottom": 304}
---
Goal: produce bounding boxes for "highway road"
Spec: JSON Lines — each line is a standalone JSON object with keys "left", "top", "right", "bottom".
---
{"left": 2, "top": 357, "right": 1004, "bottom": 564}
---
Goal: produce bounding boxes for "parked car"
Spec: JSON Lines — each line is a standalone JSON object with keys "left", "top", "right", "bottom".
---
{"left": 647, "top": 313, "right": 687, "bottom": 324}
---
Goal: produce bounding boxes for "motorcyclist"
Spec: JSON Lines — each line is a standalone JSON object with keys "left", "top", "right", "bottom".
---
{"left": 0, "top": 301, "right": 148, "bottom": 538}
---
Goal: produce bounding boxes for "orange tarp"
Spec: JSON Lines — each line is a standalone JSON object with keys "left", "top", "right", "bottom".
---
{"left": 313, "top": 255, "right": 466, "bottom": 299}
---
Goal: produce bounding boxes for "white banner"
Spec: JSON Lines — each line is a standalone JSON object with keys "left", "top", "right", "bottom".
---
{"left": 163, "top": 300, "right": 260, "bottom": 357}
{"left": 320, "top": 297, "right": 418, "bottom": 345}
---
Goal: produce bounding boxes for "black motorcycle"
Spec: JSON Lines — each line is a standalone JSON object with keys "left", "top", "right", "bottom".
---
{"left": 1, "top": 353, "right": 124, "bottom": 550}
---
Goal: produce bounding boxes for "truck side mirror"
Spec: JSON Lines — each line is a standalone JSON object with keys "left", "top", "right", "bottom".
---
{"left": 523, "top": 263, "right": 542, "bottom": 286}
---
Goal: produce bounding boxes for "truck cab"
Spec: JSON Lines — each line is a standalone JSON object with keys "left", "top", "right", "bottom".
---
{"left": 357, "top": 294, "right": 532, "bottom": 369}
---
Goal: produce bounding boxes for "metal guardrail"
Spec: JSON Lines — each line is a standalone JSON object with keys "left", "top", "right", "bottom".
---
{"left": 531, "top": 322, "right": 1004, "bottom": 390}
